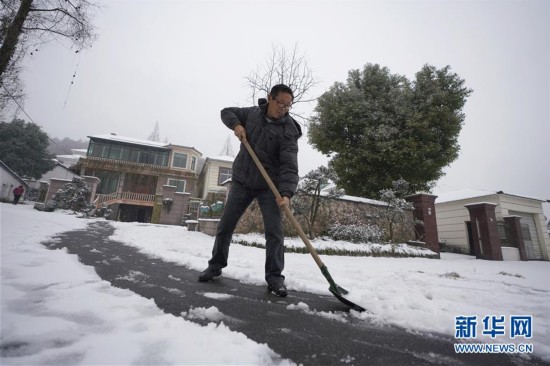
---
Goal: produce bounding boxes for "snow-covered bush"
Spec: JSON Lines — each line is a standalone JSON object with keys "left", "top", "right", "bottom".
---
{"left": 81, "top": 204, "right": 112, "bottom": 219}
{"left": 326, "top": 214, "right": 384, "bottom": 244}
{"left": 50, "top": 176, "right": 91, "bottom": 212}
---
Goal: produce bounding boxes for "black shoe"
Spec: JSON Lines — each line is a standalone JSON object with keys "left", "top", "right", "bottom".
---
{"left": 267, "top": 282, "right": 288, "bottom": 297}
{"left": 198, "top": 267, "right": 222, "bottom": 282}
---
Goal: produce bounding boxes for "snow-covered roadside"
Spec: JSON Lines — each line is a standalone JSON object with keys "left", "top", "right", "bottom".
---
{"left": 0, "top": 204, "right": 291, "bottom": 365}
{"left": 2, "top": 203, "right": 549, "bottom": 363}
{"left": 109, "top": 219, "right": 550, "bottom": 361}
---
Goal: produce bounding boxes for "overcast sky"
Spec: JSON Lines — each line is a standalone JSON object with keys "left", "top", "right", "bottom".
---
{"left": 13, "top": 0, "right": 550, "bottom": 207}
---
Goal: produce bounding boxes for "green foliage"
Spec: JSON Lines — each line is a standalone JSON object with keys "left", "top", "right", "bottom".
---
{"left": 0, "top": 119, "right": 55, "bottom": 179}
{"left": 308, "top": 63, "right": 472, "bottom": 198}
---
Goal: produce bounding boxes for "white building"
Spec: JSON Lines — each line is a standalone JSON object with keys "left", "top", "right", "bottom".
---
{"left": 0, "top": 160, "right": 28, "bottom": 202}
{"left": 435, "top": 188, "right": 550, "bottom": 261}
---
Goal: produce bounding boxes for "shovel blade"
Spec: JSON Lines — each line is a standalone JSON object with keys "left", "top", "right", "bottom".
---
{"left": 329, "top": 287, "right": 366, "bottom": 312}
{"left": 321, "top": 265, "right": 365, "bottom": 311}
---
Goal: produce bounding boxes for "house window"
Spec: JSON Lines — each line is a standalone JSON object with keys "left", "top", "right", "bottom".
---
{"left": 173, "top": 153, "right": 188, "bottom": 168}
{"left": 167, "top": 179, "right": 186, "bottom": 193}
{"left": 218, "top": 167, "right": 232, "bottom": 185}
{"left": 109, "top": 146, "right": 122, "bottom": 160}
{"left": 124, "top": 173, "right": 157, "bottom": 194}
{"left": 92, "top": 170, "right": 120, "bottom": 194}
{"left": 191, "top": 156, "right": 197, "bottom": 171}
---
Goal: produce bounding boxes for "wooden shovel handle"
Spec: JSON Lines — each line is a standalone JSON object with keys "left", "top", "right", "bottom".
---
{"left": 242, "top": 139, "right": 325, "bottom": 269}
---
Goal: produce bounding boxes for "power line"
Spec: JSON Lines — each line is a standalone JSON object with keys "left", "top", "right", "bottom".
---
{"left": 0, "top": 82, "right": 66, "bottom": 151}
{"left": 63, "top": 52, "right": 81, "bottom": 109}
{"left": 1, "top": 83, "right": 37, "bottom": 125}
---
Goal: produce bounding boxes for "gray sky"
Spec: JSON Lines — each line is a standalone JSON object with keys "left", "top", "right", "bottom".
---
{"left": 15, "top": 0, "right": 550, "bottom": 210}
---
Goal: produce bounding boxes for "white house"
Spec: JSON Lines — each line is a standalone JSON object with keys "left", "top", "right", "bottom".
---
{"left": 0, "top": 160, "right": 29, "bottom": 202}
{"left": 197, "top": 155, "right": 234, "bottom": 200}
{"left": 25, "top": 162, "right": 78, "bottom": 190}
{"left": 435, "top": 188, "right": 550, "bottom": 261}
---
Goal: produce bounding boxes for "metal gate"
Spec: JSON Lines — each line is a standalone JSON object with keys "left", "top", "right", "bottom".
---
{"left": 509, "top": 211, "right": 542, "bottom": 260}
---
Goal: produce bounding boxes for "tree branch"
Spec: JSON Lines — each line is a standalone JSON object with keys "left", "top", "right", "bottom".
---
{"left": 29, "top": 7, "right": 86, "bottom": 26}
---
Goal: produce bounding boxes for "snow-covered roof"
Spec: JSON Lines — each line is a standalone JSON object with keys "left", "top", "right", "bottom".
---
{"left": 435, "top": 188, "right": 547, "bottom": 204}
{"left": 89, "top": 134, "right": 202, "bottom": 154}
{"left": 0, "top": 159, "right": 28, "bottom": 187}
{"left": 435, "top": 188, "right": 498, "bottom": 203}
{"left": 89, "top": 134, "right": 170, "bottom": 148}
{"left": 56, "top": 154, "right": 81, "bottom": 159}
{"left": 52, "top": 161, "right": 72, "bottom": 170}
{"left": 319, "top": 183, "right": 387, "bottom": 206}
{"left": 70, "top": 149, "right": 88, "bottom": 156}
{"left": 331, "top": 194, "right": 388, "bottom": 206}
{"left": 208, "top": 155, "right": 235, "bottom": 163}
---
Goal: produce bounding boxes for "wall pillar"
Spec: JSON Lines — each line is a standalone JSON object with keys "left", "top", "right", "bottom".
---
{"left": 503, "top": 215, "right": 528, "bottom": 261}
{"left": 406, "top": 193, "right": 439, "bottom": 255}
{"left": 159, "top": 185, "right": 191, "bottom": 225}
{"left": 45, "top": 178, "right": 71, "bottom": 203}
{"left": 464, "top": 202, "right": 503, "bottom": 260}
{"left": 82, "top": 176, "right": 100, "bottom": 204}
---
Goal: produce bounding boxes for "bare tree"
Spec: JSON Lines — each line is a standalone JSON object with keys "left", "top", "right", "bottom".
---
{"left": 292, "top": 165, "right": 344, "bottom": 239}
{"left": 245, "top": 43, "right": 318, "bottom": 124}
{"left": 147, "top": 121, "right": 160, "bottom": 142}
{"left": 0, "top": 0, "right": 98, "bottom": 115}
{"left": 0, "top": 43, "right": 24, "bottom": 117}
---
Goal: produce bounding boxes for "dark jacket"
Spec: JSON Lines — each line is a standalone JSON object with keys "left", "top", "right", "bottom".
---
{"left": 221, "top": 99, "right": 302, "bottom": 197}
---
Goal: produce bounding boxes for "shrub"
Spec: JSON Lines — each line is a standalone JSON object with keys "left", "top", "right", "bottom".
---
{"left": 326, "top": 214, "right": 384, "bottom": 243}
{"left": 50, "top": 176, "right": 91, "bottom": 212}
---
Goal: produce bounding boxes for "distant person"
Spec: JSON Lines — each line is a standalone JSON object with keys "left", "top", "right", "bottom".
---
{"left": 198, "top": 84, "right": 302, "bottom": 297}
{"left": 12, "top": 185, "right": 24, "bottom": 205}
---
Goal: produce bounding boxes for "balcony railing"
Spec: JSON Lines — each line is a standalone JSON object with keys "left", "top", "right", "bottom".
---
{"left": 84, "top": 156, "right": 168, "bottom": 169}
{"left": 94, "top": 192, "right": 156, "bottom": 206}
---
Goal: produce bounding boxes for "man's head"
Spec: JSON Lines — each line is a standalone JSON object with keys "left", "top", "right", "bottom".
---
{"left": 267, "top": 84, "right": 294, "bottom": 120}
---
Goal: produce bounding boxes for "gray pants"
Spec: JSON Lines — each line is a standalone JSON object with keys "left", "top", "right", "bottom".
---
{"left": 208, "top": 181, "right": 285, "bottom": 285}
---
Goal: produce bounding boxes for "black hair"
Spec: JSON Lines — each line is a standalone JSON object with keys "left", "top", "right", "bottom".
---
{"left": 270, "top": 84, "right": 294, "bottom": 101}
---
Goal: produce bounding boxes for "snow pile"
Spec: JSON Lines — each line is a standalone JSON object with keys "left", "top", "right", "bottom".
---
{"left": 233, "top": 233, "right": 437, "bottom": 257}
{"left": 183, "top": 306, "right": 225, "bottom": 322}
{"left": 201, "top": 292, "right": 236, "bottom": 300}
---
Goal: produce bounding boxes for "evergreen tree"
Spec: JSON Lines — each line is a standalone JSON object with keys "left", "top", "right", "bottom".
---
{"left": 0, "top": 118, "right": 55, "bottom": 178}
{"left": 308, "top": 63, "right": 472, "bottom": 198}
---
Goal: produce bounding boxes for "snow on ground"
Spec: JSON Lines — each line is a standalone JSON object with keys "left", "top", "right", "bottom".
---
{"left": 109, "top": 216, "right": 550, "bottom": 362}
{"left": 2, "top": 203, "right": 550, "bottom": 364}
{"left": 0, "top": 204, "right": 291, "bottom": 365}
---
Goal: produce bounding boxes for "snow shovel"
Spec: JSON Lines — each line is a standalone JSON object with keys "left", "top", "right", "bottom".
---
{"left": 242, "top": 139, "right": 365, "bottom": 312}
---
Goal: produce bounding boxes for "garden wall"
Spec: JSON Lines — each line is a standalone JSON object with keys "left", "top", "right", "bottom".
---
{"left": 234, "top": 195, "right": 415, "bottom": 242}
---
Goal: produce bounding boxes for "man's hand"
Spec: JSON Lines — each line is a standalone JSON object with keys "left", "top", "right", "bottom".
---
{"left": 277, "top": 196, "right": 290, "bottom": 208}
{"left": 234, "top": 124, "right": 246, "bottom": 142}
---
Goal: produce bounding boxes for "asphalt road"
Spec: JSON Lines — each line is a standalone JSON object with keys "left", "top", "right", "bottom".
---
{"left": 42, "top": 221, "right": 548, "bottom": 366}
